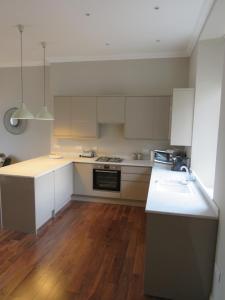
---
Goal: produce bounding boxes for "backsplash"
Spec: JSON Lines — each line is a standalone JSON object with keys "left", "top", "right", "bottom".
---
{"left": 52, "top": 124, "right": 171, "bottom": 159}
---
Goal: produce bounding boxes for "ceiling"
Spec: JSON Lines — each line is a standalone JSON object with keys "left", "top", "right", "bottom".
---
{"left": 0, "top": 0, "right": 215, "bottom": 66}
{"left": 201, "top": 0, "right": 225, "bottom": 40}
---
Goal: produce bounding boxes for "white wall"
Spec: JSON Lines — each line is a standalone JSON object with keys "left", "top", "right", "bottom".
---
{"left": 0, "top": 66, "right": 52, "bottom": 162}
{"left": 189, "top": 44, "right": 198, "bottom": 89}
{"left": 210, "top": 46, "right": 225, "bottom": 300}
{"left": 191, "top": 38, "right": 225, "bottom": 189}
{"left": 50, "top": 58, "right": 189, "bottom": 155}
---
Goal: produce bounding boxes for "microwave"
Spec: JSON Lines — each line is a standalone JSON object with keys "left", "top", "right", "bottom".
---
{"left": 153, "top": 149, "right": 174, "bottom": 165}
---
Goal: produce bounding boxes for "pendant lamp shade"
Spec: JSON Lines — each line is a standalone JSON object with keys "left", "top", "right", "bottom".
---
{"left": 12, "top": 103, "right": 34, "bottom": 120}
{"left": 36, "top": 42, "right": 54, "bottom": 120}
{"left": 36, "top": 105, "right": 54, "bottom": 120}
{"left": 12, "top": 24, "right": 34, "bottom": 120}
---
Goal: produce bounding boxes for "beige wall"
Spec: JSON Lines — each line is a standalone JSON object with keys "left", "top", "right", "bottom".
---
{"left": 211, "top": 46, "right": 225, "bottom": 300}
{"left": 0, "top": 66, "right": 52, "bottom": 161}
{"left": 50, "top": 58, "right": 189, "bottom": 96}
{"left": 191, "top": 38, "right": 225, "bottom": 189}
{"left": 50, "top": 58, "right": 189, "bottom": 155}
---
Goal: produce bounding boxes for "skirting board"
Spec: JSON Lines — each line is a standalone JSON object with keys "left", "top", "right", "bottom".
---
{"left": 71, "top": 195, "right": 145, "bottom": 208}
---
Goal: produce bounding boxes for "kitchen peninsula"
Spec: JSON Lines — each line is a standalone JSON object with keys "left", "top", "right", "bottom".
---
{"left": 0, "top": 156, "right": 153, "bottom": 234}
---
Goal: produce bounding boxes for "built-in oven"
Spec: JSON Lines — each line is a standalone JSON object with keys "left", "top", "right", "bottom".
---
{"left": 93, "top": 164, "right": 121, "bottom": 192}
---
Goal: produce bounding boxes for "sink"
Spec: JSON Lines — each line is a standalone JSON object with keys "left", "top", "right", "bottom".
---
{"left": 155, "top": 179, "right": 191, "bottom": 194}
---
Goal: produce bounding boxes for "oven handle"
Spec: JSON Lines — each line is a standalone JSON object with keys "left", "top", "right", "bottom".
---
{"left": 94, "top": 169, "right": 119, "bottom": 174}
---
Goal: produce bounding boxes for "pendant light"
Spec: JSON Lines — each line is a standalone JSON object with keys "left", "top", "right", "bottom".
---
{"left": 36, "top": 42, "right": 54, "bottom": 120}
{"left": 12, "top": 25, "right": 34, "bottom": 120}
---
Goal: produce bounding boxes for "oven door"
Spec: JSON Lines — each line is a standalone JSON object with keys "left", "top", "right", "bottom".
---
{"left": 93, "top": 169, "right": 121, "bottom": 192}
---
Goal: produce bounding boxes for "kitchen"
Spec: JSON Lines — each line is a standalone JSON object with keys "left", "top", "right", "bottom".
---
{"left": 0, "top": 1, "right": 225, "bottom": 300}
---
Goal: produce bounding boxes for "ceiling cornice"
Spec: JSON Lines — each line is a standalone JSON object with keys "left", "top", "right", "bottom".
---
{"left": 47, "top": 51, "right": 189, "bottom": 64}
{"left": 186, "top": 0, "right": 217, "bottom": 55}
{"left": 0, "top": 51, "right": 189, "bottom": 68}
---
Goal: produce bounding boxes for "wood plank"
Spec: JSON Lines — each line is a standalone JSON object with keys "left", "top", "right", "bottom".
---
{"left": 0, "top": 202, "right": 162, "bottom": 300}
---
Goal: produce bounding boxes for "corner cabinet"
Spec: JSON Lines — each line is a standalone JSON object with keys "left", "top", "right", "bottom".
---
{"left": 124, "top": 97, "right": 170, "bottom": 140}
{"left": 53, "top": 96, "right": 98, "bottom": 138}
{"left": 170, "top": 88, "right": 195, "bottom": 146}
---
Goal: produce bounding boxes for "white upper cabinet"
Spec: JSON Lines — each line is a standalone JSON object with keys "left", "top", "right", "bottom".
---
{"left": 170, "top": 88, "right": 195, "bottom": 146}
{"left": 53, "top": 96, "right": 98, "bottom": 138}
{"left": 53, "top": 97, "right": 72, "bottom": 137}
{"left": 71, "top": 97, "right": 98, "bottom": 138}
{"left": 125, "top": 97, "right": 170, "bottom": 140}
{"left": 97, "top": 96, "right": 125, "bottom": 124}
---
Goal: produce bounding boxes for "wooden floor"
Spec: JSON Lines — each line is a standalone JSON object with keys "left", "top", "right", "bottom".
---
{"left": 0, "top": 201, "right": 160, "bottom": 300}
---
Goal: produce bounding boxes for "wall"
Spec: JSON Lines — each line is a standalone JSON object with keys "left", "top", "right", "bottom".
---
{"left": 0, "top": 66, "right": 52, "bottom": 162}
{"left": 191, "top": 38, "right": 225, "bottom": 189}
{"left": 50, "top": 58, "right": 189, "bottom": 155}
{"left": 189, "top": 45, "right": 198, "bottom": 89}
{"left": 210, "top": 46, "right": 225, "bottom": 300}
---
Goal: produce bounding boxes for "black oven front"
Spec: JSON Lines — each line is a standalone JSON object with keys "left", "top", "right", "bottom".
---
{"left": 93, "top": 164, "right": 121, "bottom": 192}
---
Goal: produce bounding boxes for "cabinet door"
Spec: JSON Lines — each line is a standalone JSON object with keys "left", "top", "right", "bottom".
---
{"left": 171, "top": 89, "right": 195, "bottom": 146}
{"left": 35, "top": 172, "right": 55, "bottom": 230}
{"left": 125, "top": 97, "right": 170, "bottom": 140}
{"left": 53, "top": 97, "right": 72, "bottom": 137}
{"left": 153, "top": 97, "right": 170, "bottom": 140}
{"left": 125, "top": 97, "right": 155, "bottom": 139}
{"left": 121, "top": 181, "right": 149, "bottom": 201}
{"left": 74, "top": 163, "right": 93, "bottom": 195}
{"left": 97, "top": 97, "right": 125, "bottom": 124}
{"left": 71, "top": 97, "right": 97, "bottom": 138}
{"left": 54, "top": 164, "right": 74, "bottom": 214}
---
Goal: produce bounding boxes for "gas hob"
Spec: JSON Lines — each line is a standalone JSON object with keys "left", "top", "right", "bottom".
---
{"left": 95, "top": 156, "right": 123, "bottom": 163}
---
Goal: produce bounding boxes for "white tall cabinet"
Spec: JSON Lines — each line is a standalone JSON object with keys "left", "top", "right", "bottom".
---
{"left": 170, "top": 88, "right": 195, "bottom": 146}
{"left": 125, "top": 97, "right": 170, "bottom": 140}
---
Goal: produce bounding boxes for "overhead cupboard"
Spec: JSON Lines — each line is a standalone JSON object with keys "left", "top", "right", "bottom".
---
{"left": 53, "top": 96, "right": 171, "bottom": 140}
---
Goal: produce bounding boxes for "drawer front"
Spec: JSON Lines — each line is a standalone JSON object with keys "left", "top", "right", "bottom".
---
{"left": 121, "top": 166, "right": 151, "bottom": 175}
{"left": 121, "top": 181, "right": 149, "bottom": 201}
{"left": 121, "top": 173, "right": 150, "bottom": 182}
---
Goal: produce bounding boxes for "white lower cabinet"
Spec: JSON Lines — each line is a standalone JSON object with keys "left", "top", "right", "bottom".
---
{"left": 74, "top": 163, "right": 121, "bottom": 198}
{"left": 35, "top": 172, "right": 55, "bottom": 230}
{"left": 54, "top": 164, "right": 74, "bottom": 214}
{"left": 121, "top": 166, "right": 151, "bottom": 201}
{"left": 1, "top": 163, "right": 74, "bottom": 234}
{"left": 121, "top": 181, "right": 149, "bottom": 201}
{"left": 74, "top": 163, "right": 151, "bottom": 201}
{"left": 74, "top": 163, "right": 93, "bottom": 196}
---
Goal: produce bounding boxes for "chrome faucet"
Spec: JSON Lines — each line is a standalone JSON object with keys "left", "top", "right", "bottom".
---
{"left": 180, "top": 165, "right": 195, "bottom": 181}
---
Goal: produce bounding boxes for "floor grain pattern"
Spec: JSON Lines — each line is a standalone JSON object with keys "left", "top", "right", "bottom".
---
{"left": 0, "top": 202, "right": 161, "bottom": 300}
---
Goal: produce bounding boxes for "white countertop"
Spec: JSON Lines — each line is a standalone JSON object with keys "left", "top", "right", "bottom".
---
{"left": 145, "top": 163, "right": 218, "bottom": 219}
{"left": 0, "top": 156, "right": 153, "bottom": 178}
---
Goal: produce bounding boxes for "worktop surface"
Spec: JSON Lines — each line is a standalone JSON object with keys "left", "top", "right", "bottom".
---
{"left": 0, "top": 156, "right": 153, "bottom": 178}
{"left": 145, "top": 163, "right": 218, "bottom": 219}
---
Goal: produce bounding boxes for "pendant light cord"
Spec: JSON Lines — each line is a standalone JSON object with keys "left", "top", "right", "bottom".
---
{"left": 43, "top": 43, "right": 46, "bottom": 106}
{"left": 19, "top": 26, "right": 24, "bottom": 104}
